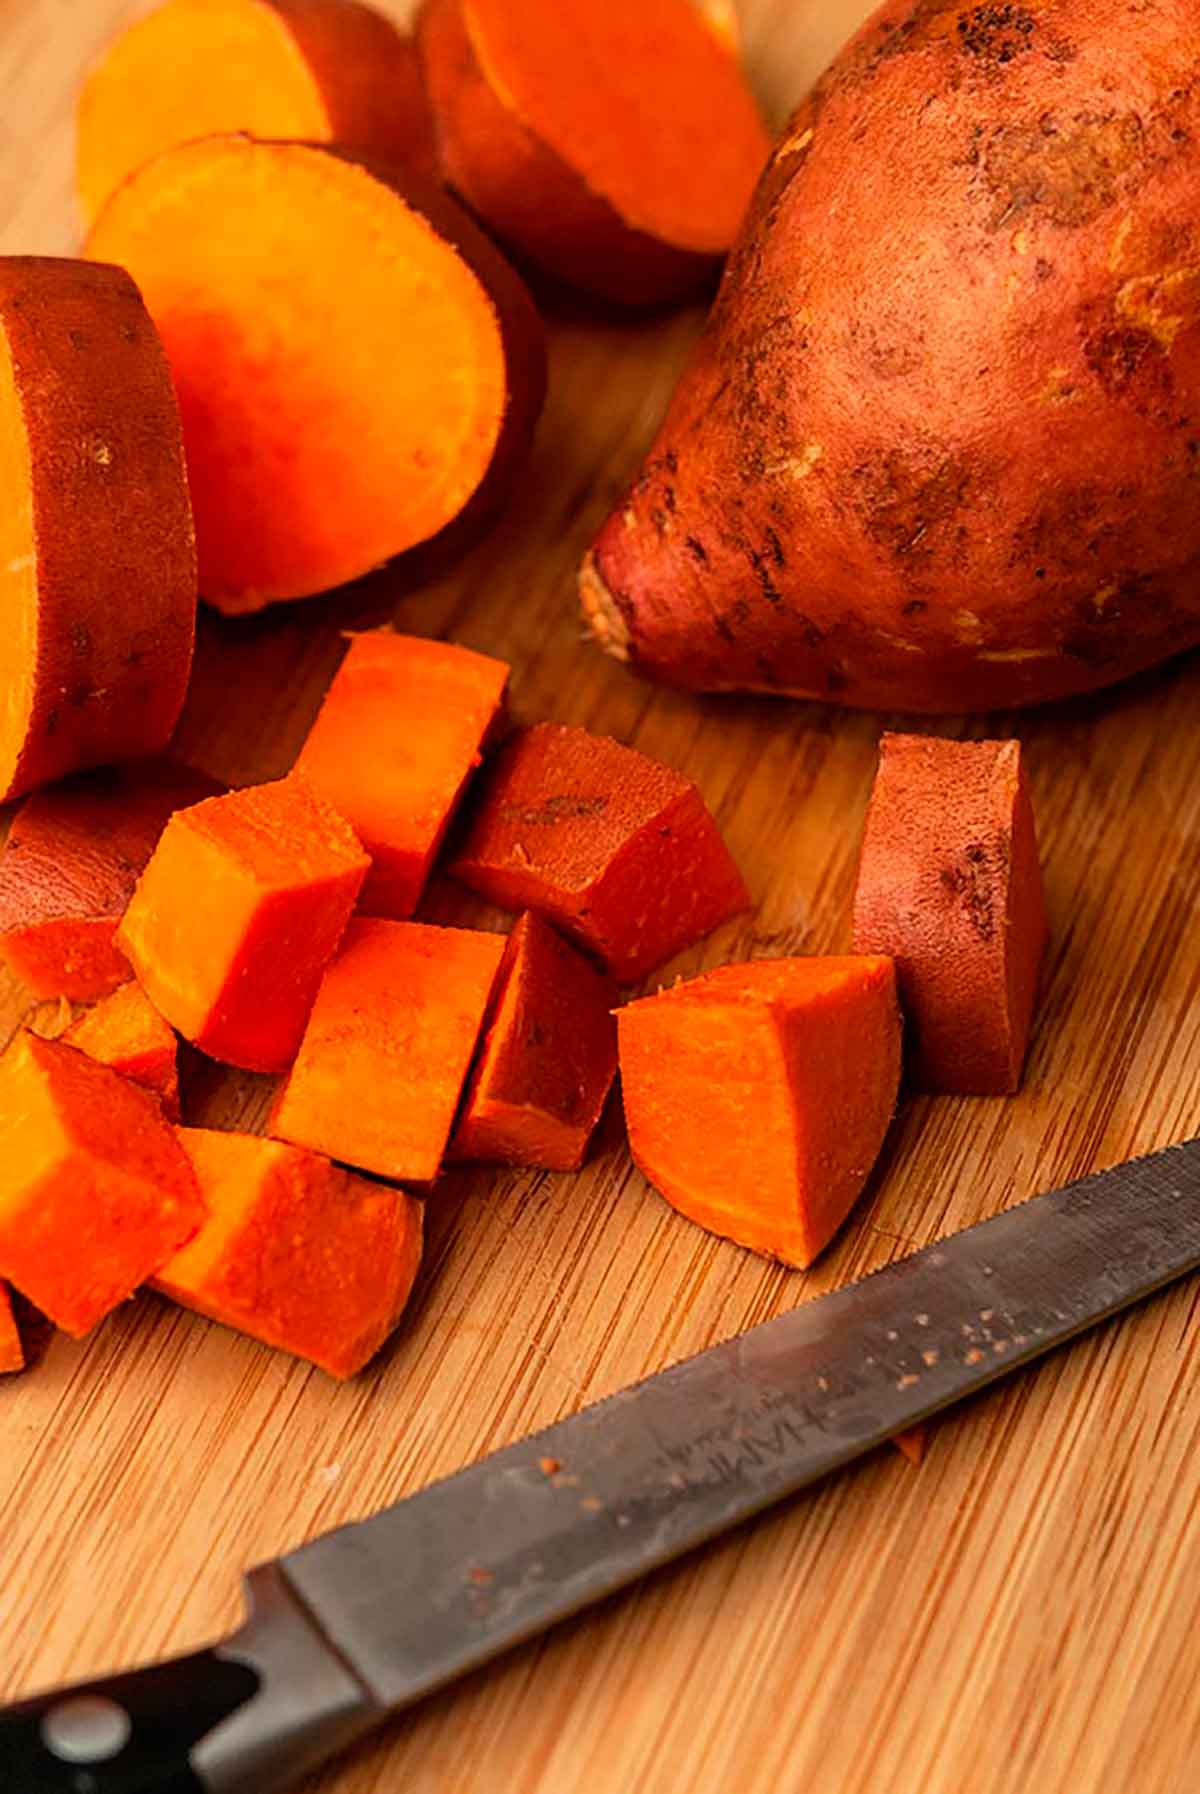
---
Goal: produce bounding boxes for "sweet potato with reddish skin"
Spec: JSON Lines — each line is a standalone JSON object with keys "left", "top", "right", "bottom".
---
{"left": 271, "top": 919, "right": 505, "bottom": 1182}
{"left": 583, "top": 0, "right": 1200, "bottom": 710}
{"left": 416, "top": 0, "right": 769, "bottom": 306}
{"left": 451, "top": 912, "right": 618, "bottom": 1170}
{"left": 295, "top": 632, "right": 509, "bottom": 919}
{"left": 155, "top": 1130, "right": 423, "bottom": 1378}
{"left": 0, "top": 259, "right": 196, "bottom": 797}
{"left": 0, "top": 762, "right": 221, "bottom": 1001}
{"left": 118, "top": 777, "right": 369, "bottom": 1073}
{"left": 65, "top": 982, "right": 180, "bottom": 1119}
{"left": 0, "top": 1283, "right": 23, "bottom": 1374}
{"left": 852, "top": 735, "right": 1047, "bottom": 1095}
{"left": 451, "top": 723, "right": 749, "bottom": 982}
{"left": 87, "top": 138, "right": 545, "bottom": 612}
{"left": 77, "top": 0, "right": 435, "bottom": 224}
{"left": 618, "top": 957, "right": 901, "bottom": 1267}
{"left": 0, "top": 1033, "right": 202, "bottom": 1336}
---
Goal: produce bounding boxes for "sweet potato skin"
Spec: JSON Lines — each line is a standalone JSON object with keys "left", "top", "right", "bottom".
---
{"left": 852, "top": 734, "right": 1047, "bottom": 1094}
{"left": 0, "top": 259, "right": 196, "bottom": 795}
{"left": 584, "top": 0, "right": 1200, "bottom": 710}
{"left": 416, "top": 0, "right": 719, "bottom": 305}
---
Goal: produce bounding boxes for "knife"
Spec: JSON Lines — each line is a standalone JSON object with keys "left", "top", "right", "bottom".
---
{"left": 5, "top": 1136, "right": 1200, "bottom": 1793}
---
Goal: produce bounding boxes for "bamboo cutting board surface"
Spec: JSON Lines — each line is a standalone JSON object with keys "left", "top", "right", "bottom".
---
{"left": 3, "top": 4, "right": 1200, "bottom": 1791}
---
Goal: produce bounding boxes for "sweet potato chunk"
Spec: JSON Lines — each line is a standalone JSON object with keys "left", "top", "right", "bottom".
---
{"left": 0, "top": 762, "right": 220, "bottom": 1001}
{"left": 0, "top": 1283, "right": 23, "bottom": 1374}
{"left": 0, "top": 1033, "right": 202, "bottom": 1335}
{"left": 0, "top": 259, "right": 196, "bottom": 801}
{"left": 451, "top": 723, "right": 749, "bottom": 981}
{"left": 852, "top": 735, "right": 1048, "bottom": 1095}
{"left": 271, "top": 919, "right": 505, "bottom": 1181}
{"left": 154, "top": 1129, "right": 423, "bottom": 1378}
{"left": 87, "top": 138, "right": 545, "bottom": 611}
{"left": 296, "top": 632, "right": 509, "bottom": 918}
{"left": 65, "top": 982, "right": 180, "bottom": 1119}
{"left": 618, "top": 957, "right": 902, "bottom": 1267}
{"left": 77, "top": 0, "right": 434, "bottom": 224}
{"left": 117, "top": 778, "right": 369, "bottom": 1073}
{"left": 416, "top": 0, "right": 770, "bottom": 304}
{"left": 451, "top": 912, "right": 618, "bottom": 1170}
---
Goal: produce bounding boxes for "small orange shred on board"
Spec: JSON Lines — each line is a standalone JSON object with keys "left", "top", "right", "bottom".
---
{"left": 0, "top": 1033, "right": 203, "bottom": 1336}
{"left": 87, "top": 137, "right": 545, "bottom": 612}
{"left": 271, "top": 918, "right": 505, "bottom": 1182}
{"left": 893, "top": 1427, "right": 927, "bottom": 1466}
{"left": 0, "top": 1282, "right": 24, "bottom": 1374}
{"left": 296, "top": 632, "right": 509, "bottom": 919}
{"left": 77, "top": 0, "right": 435, "bottom": 224}
{"left": 451, "top": 722, "right": 750, "bottom": 982}
{"left": 852, "top": 734, "right": 1048, "bottom": 1095}
{"left": 154, "top": 1129, "right": 423, "bottom": 1379}
{"left": 451, "top": 911, "right": 618, "bottom": 1170}
{"left": 65, "top": 981, "right": 180, "bottom": 1120}
{"left": 618, "top": 957, "right": 902, "bottom": 1268}
{"left": 0, "top": 762, "right": 221, "bottom": 1003}
{"left": 118, "top": 776, "right": 369, "bottom": 1074}
{"left": 416, "top": 0, "right": 770, "bottom": 304}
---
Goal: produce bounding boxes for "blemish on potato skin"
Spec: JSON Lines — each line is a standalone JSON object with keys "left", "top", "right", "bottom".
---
{"left": 763, "top": 442, "right": 824, "bottom": 479}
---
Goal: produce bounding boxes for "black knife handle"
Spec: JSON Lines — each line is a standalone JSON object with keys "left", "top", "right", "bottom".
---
{"left": 0, "top": 1567, "right": 382, "bottom": 1794}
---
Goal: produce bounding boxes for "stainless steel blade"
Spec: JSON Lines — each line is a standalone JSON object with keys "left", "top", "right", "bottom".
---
{"left": 279, "top": 1137, "right": 1200, "bottom": 1716}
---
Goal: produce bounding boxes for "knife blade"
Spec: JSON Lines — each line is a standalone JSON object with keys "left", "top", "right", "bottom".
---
{"left": 5, "top": 1136, "right": 1200, "bottom": 1793}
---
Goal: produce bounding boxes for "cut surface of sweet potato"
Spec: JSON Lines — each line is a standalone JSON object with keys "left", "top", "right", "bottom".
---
{"left": 87, "top": 138, "right": 544, "bottom": 611}
{"left": 155, "top": 1128, "right": 423, "bottom": 1378}
{"left": 618, "top": 957, "right": 902, "bottom": 1267}
{"left": 65, "top": 981, "right": 180, "bottom": 1119}
{"left": 0, "top": 1282, "right": 24, "bottom": 1373}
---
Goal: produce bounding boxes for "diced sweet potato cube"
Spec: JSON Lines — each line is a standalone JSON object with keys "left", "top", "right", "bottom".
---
{"left": 0, "top": 1033, "right": 203, "bottom": 1334}
{"left": 65, "top": 981, "right": 180, "bottom": 1119}
{"left": 0, "top": 1282, "right": 23, "bottom": 1373}
{"left": 451, "top": 912, "right": 617, "bottom": 1170}
{"left": 451, "top": 722, "right": 749, "bottom": 981}
{"left": 117, "top": 777, "right": 370, "bottom": 1073}
{"left": 295, "top": 632, "right": 509, "bottom": 918}
{"left": 154, "top": 1129, "right": 424, "bottom": 1378}
{"left": 0, "top": 762, "right": 221, "bottom": 1000}
{"left": 852, "top": 734, "right": 1048, "bottom": 1095}
{"left": 618, "top": 957, "right": 902, "bottom": 1267}
{"left": 271, "top": 919, "right": 505, "bottom": 1181}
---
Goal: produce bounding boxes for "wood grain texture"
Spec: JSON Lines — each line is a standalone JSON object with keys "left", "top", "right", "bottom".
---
{"left": 3, "top": 4, "right": 1200, "bottom": 1792}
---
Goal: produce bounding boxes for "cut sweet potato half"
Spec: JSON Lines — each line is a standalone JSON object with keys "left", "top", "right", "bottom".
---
{"left": 0, "top": 258, "right": 196, "bottom": 801}
{"left": 0, "top": 761, "right": 221, "bottom": 1002}
{"left": 416, "top": 0, "right": 770, "bottom": 304}
{"left": 87, "top": 138, "right": 545, "bottom": 612}
{"left": 618, "top": 956, "right": 902, "bottom": 1267}
{"left": 852, "top": 735, "right": 1048, "bottom": 1095}
{"left": 155, "top": 1129, "right": 423, "bottom": 1378}
{"left": 77, "top": 0, "right": 434, "bottom": 224}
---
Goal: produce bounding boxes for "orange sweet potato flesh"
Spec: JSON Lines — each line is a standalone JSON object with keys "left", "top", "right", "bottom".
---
{"left": 118, "top": 777, "right": 369, "bottom": 1073}
{"left": 271, "top": 918, "right": 505, "bottom": 1182}
{"left": 0, "top": 1033, "right": 203, "bottom": 1336}
{"left": 155, "top": 1129, "right": 423, "bottom": 1378}
{"left": 87, "top": 138, "right": 545, "bottom": 612}
{"left": 77, "top": 0, "right": 435, "bottom": 224}
{"left": 583, "top": 0, "right": 1200, "bottom": 709}
{"left": 296, "top": 632, "right": 509, "bottom": 918}
{"left": 451, "top": 912, "right": 618, "bottom": 1171}
{"left": 893, "top": 1426, "right": 927, "bottom": 1466}
{"left": 451, "top": 723, "right": 749, "bottom": 982}
{"left": 0, "top": 762, "right": 221, "bottom": 1001}
{"left": 0, "top": 259, "right": 196, "bottom": 799}
{"left": 618, "top": 957, "right": 902, "bottom": 1267}
{"left": 416, "top": 0, "right": 770, "bottom": 305}
{"left": 852, "top": 735, "right": 1047, "bottom": 1095}
{"left": 65, "top": 982, "right": 180, "bottom": 1120}
{"left": 0, "top": 1282, "right": 24, "bottom": 1374}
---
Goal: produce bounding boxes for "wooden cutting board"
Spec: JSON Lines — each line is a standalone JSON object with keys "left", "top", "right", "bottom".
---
{"left": 3, "top": 4, "right": 1200, "bottom": 1791}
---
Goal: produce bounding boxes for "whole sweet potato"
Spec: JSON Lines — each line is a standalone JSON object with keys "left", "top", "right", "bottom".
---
{"left": 582, "top": 0, "right": 1200, "bottom": 712}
